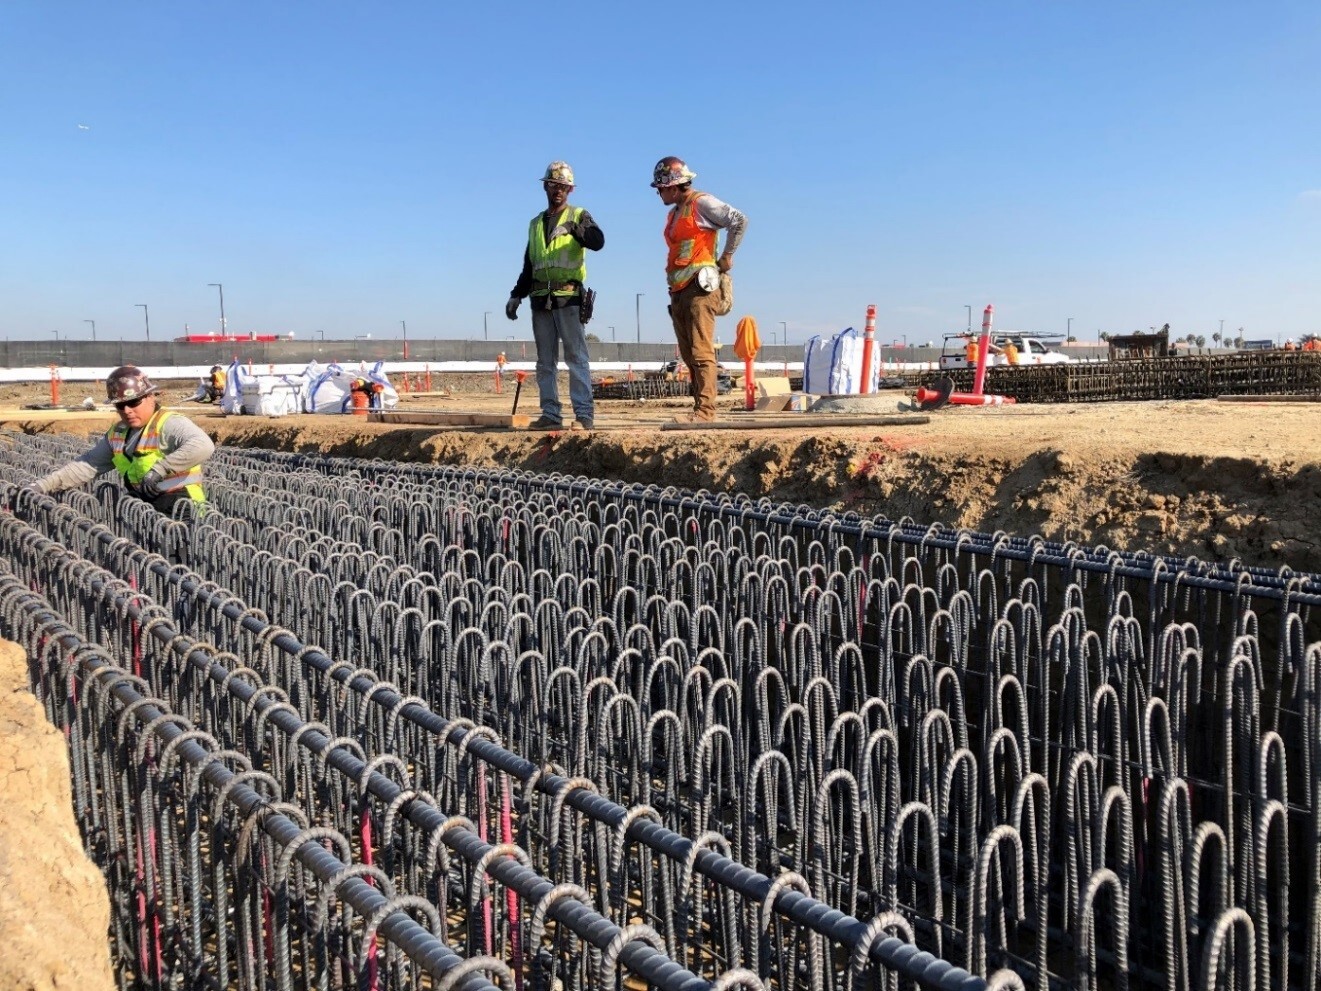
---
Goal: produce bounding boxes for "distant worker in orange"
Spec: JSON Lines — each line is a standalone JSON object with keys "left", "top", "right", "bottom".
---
{"left": 495, "top": 350, "right": 507, "bottom": 390}
{"left": 1283, "top": 338, "right": 1298, "bottom": 351}
{"left": 1002, "top": 339, "right": 1020, "bottom": 365}
{"left": 1303, "top": 336, "right": 1321, "bottom": 352}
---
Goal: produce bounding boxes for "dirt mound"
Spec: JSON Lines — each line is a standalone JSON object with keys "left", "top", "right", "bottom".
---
{"left": 5, "top": 383, "right": 1321, "bottom": 575}
{"left": 0, "top": 639, "right": 114, "bottom": 991}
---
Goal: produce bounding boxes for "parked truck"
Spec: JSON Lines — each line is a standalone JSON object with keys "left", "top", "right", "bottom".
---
{"left": 938, "top": 334, "right": 1074, "bottom": 371}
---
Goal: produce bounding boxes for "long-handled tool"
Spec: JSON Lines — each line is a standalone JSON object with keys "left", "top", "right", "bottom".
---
{"left": 511, "top": 370, "right": 527, "bottom": 414}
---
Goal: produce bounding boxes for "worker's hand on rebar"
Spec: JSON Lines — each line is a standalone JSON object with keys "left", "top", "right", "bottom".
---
{"left": 505, "top": 297, "right": 520, "bottom": 321}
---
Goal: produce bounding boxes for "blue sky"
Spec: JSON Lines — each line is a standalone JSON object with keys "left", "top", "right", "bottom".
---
{"left": 3, "top": 1, "right": 1318, "bottom": 345}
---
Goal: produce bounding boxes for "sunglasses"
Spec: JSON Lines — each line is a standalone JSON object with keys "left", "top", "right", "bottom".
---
{"left": 115, "top": 395, "right": 150, "bottom": 410}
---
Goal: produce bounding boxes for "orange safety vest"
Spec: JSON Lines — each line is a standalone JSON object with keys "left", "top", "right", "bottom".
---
{"left": 965, "top": 341, "right": 979, "bottom": 362}
{"left": 664, "top": 190, "right": 718, "bottom": 293}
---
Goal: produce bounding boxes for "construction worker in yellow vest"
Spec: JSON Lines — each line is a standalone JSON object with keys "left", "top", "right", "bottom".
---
{"left": 653, "top": 156, "right": 747, "bottom": 422}
{"left": 506, "top": 161, "right": 605, "bottom": 431}
{"left": 28, "top": 365, "right": 214, "bottom": 515}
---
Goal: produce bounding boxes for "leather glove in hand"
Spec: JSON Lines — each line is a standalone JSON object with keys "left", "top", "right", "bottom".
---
{"left": 505, "top": 297, "right": 521, "bottom": 320}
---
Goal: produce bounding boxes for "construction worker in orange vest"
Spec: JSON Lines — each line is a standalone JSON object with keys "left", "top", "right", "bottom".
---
{"left": 652, "top": 156, "right": 747, "bottom": 423}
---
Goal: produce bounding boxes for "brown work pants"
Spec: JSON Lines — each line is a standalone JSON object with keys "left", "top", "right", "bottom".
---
{"left": 669, "top": 279, "right": 720, "bottom": 419}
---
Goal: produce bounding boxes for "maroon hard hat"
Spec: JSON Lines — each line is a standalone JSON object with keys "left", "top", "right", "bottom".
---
{"left": 106, "top": 365, "right": 160, "bottom": 405}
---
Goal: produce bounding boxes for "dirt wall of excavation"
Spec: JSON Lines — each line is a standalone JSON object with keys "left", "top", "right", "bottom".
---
{"left": 0, "top": 639, "right": 114, "bottom": 991}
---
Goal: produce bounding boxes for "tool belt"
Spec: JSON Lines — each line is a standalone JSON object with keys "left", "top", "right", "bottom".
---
{"left": 533, "top": 279, "right": 580, "bottom": 295}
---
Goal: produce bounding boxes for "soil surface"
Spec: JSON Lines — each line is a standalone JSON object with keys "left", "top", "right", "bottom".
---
{"left": 3, "top": 374, "right": 1320, "bottom": 574}
{"left": 0, "top": 639, "right": 114, "bottom": 991}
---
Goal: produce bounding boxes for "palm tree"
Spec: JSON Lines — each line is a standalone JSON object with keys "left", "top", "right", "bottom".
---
{"left": 1212, "top": 332, "right": 1222, "bottom": 346}
{"left": 1195, "top": 335, "right": 1206, "bottom": 348}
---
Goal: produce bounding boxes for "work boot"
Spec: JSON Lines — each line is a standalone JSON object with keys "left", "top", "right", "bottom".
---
{"left": 672, "top": 410, "right": 716, "bottom": 423}
{"left": 529, "top": 415, "right": 563, "bottom": 430}
{"left": 575, "top": 418, "right": 594, "bottom": 431}
{"left": 690, "top": 362, "right": 719, "bottom": 419}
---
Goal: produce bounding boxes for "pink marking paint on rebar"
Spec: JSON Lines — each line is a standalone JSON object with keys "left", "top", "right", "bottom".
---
{"left": 478, "top": 762, "right": 493, "bottom": 955}
{"left": 500, "top": 773, "right": 523, "bottom": 990}
{"left": 130, "top": 572, "right": 142, "bottom": 679}
{"left": 360, "top": 797, "right": 380, "bottom": 991}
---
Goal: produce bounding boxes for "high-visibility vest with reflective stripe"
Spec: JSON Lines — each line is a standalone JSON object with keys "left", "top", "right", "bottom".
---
{"left": 107, "top": 409, "right": 206, "bottom": 501}
{"left": 528, "top": 206, "right": 586, "bottom": 297}
{"left": 664, "top": 190, "right": 718, "bottom": 293}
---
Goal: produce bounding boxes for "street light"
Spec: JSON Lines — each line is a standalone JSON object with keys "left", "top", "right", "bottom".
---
{"left": 400, "top": 319, "right": 408, "bottom": 359}
{"left": 1067, "top": 317, "right": 1074, "bottom": 340}
{"left": 779, "top": 321, "right": 787, "bottom": 347}
{"left": 483, "top": 311, "right": 491, "bottom": 341}
{"left": 635, "top": 293, "right": 644, "bottom": 343}
{"left": 965, "top": 305, "right": 972, "bottom": 333}
{"left": 84, "top": 319, "right": 96, "bottom": 342}
{"left": 207, "top": 283, "right": 226, "bottom": 336}
{"left": 609, "top": 325, "right": 616, "bottom": 342}
{"left": 314, "top": 330, "right": 324, "bottom": 342}
{"left": 136, "top": 304, "right": 150, "bottom": 341}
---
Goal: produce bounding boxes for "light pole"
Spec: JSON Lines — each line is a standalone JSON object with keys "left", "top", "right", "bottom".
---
{"left": 1067, "top": 317, "right": 1074, "bottom": 340}
{"left": 609, "top": 325, "right": 616, "bottom": 342}
{"left": 136, "top": 304, "right": 150, "bottom": 341}
{"left": 779, "top": 321, "right": 787, "bottom": 347}
{"left": 965, "top": 305, "right": 972, "bottom": 333}
{"left": 400, "top": 320, "right": 408, "bottom": 359}
{"left": 483, "top": 311, "right": 491, "bottom": 341}
{"left": 1219, "top": 319, "right": 1225, "bottom": 339}
{"left": 314, "top": 330, "right": 324, "bottom": 342}
{"left": 207, "top": 283, "right": 225, "bottom": 336}
{"left": 635, "top": 293, "right": 644, "bottom": 343}
{"left": 84, "top": 319, "right": 96, "bottom": 342}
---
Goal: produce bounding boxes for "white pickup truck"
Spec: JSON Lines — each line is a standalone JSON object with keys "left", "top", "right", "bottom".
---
{"left": 938, "top": 335, "right": 1074, "bottom": 371}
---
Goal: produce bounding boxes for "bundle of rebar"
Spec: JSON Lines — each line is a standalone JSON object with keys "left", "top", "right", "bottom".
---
{"left": 1, "top": 429, "right": 1318, "bottom": 991}
{"left": 923, "top": 351, "right": 1321, "bottom": 404}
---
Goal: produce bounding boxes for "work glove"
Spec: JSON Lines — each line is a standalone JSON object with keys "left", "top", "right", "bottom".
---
{"left": 717, "top": 255, "right": 733, "bottom": 273}
{"left": 505, "top": 297, "right": 521, "bottom": 321}
{"left": 135, "top": 469, "right": 165, "bottom": 499}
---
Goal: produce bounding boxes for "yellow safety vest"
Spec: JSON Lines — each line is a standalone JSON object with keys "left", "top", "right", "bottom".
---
{"left": 107, "top": 409, "right": 206, "bottom": 501}
{"left": 528, "top": 206, "right": 587, "bottom": 297}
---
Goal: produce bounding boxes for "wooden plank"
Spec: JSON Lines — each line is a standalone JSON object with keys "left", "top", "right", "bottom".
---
{"left": 662, "top": 414, "right": 930, "bottom": 431}
{"left": 368, "top": 411, "right": 530, "bottom": 427}
{"left": 1215, "top": 391, "right": 1321, "bottom": 399}
{"left": 754, "top": 395, "right": 793, "bottom": 412}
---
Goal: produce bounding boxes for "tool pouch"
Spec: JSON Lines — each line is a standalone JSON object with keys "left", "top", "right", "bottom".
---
{"left": 579, "top": 287, "right": 597, "bottom": 324}
{"left": 713, "top": 273, "right": 734, "bottom": 316}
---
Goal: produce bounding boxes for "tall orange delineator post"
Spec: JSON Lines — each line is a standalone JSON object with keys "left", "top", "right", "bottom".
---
{"left": 425, "top": 365, "right": 432, "bottom": 391}
{"left": 973, "top": 304, "right": 994, "bottom": 396}
{"left": 860, "top": 304, "right": 877, "bottom": 394}
{"left": 915, "top": 302, "right": 1017, "bottom": 409}
{"left": 49, "top": 365, "right": 61, "bottom": 406}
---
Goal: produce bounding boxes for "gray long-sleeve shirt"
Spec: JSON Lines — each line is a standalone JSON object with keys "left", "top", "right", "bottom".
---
{"left": 688, "top": 192, "right": 747, "bottom": 260}
{"left": 34, "top": 411, "right": 216, "bottom": 494}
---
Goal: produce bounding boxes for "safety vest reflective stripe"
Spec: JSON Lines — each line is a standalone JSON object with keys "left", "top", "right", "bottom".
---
{"left": 528, "top": 206, "right": 587, "bottom": 296}
{"left": 106, "top": 410, "right": 206, "bottom": 499}
{"left": 665, "top": 191, "right": 718, "bottom": 293}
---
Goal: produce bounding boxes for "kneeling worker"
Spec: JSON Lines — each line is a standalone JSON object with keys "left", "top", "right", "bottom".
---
{"left": 30, "top": 365, "right": 214, "bottom": 514}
